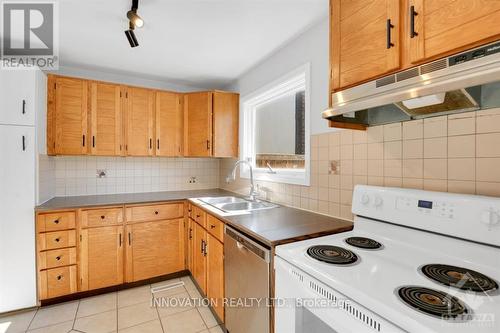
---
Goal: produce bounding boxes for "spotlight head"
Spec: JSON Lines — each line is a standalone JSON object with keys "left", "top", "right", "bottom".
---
{"left": 127, "top": 10, "right": 144, "bottom": 28}
{"left": 124, "top": 29, "right": 139, "bottom": 48}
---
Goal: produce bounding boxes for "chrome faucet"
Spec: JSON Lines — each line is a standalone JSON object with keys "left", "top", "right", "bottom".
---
{"left": 226, "top": 160, "right": 258, "bottom": 201}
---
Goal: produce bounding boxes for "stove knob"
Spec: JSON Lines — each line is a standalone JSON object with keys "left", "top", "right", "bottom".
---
{"left": 360, "top": 194, "right": 370, "bottom": 205}
{"left": 480, "top": 209, "right": 500, "bottom": 229}
{"left": 374, "top": 195, "right": 383, "bottom": 208}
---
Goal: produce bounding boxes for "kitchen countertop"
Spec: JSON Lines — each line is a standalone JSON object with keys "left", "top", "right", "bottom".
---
{"left": 36, "top": 189, "right": 353, "bottom": 247}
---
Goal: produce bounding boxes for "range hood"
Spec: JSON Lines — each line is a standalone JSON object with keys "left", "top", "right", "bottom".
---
{"left": 323, "top": 41, "right": 500, "bottom": 126}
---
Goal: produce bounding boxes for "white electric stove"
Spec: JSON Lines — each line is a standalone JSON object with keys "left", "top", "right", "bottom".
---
{"left": 274, "top": 185, "right": 500, "bottom": 333}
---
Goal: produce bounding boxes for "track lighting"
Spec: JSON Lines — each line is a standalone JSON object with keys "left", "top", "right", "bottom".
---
{"left": 124, "top": 0, "right": 143, "bottom": 48}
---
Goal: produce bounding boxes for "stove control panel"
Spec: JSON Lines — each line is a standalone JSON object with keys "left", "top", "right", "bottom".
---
{"left": 396, "top": 197, "right": 455, "bottom": 219}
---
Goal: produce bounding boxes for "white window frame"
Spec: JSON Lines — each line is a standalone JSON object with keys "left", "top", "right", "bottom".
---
{"left": 240, "top": 63, "right": 311, "bottom": 186}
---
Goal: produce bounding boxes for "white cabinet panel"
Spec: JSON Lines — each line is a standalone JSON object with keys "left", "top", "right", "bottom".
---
{"left": 0, "top": 125, "right": 36, "bottom": 312}
{"left": 0, "top": 71, "right": 36, "bottom": 126}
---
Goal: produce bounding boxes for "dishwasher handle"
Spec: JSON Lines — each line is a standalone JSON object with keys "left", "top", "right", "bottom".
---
{"left": 225, "top": 226, "right": 270, "bottom": 263}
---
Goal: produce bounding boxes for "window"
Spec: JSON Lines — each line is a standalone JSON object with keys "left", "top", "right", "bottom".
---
{"left": 241, "top": 64, "right": 310, "bottom": 185}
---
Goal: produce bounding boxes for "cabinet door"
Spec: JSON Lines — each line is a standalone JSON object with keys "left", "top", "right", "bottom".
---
{"left": 184, "top": 92, "right": 212, "bottom": 157}
{"left": 207, "top": 234, "right": 224, "bottom": 321}
{"left": 193, "top": 223, "right": 207, "bottom": 293}
{"left": 80, "top": 226, "right": 124, "bottom": 291}
{"left": 90, "top": 82, "right": 122, "bottom": 156}
{"left": 53, "top": 76, "right": 88, "bottom": 155}
{"left": 125, "top": 87, "right": 154, "bottom": 156}
{"left": 156, "top": 91, "right": 183, "bottom": 156}
{"left": 126, "top": 219, "right": 185, "bottom": 282}
{"left": 0, "top": 70, "right": 36, "bottom": 126}
{"left": 331, "top": 0, "right": 400, "bottom": 91}
{"left": 213, "top": 92, "right": 239, "bottom": 158}
{"left": 0, "top": 125, "right": 36, "bottom": 312}
{"left": 409, "top": 0, "right": 500, "bottom": 63}
{"left": 187, "top": 218, "right": 195, "bottom": 273}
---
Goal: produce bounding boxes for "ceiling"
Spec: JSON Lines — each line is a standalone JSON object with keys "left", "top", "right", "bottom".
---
{"left": 58, "top": 0, "right": 328, "bottom": 89}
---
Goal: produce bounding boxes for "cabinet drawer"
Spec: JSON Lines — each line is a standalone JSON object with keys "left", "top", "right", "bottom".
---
{"left": 193, "top": 206, "right": 206, "bottom": 228}
{"left": 207, "top": 215, "right": 224, "bottom": 242}
{"left": 81, "top": 207, "right": 124, "bottom": 227}
{"left": 38, "top": 230, "right": 76, "bottom": 251}
{"left": 126, "top": 203, "right": 183, "bottom": 222}
{"left": 37, "top": 212, "right": 76, "bottom": 232}
{"left": 39, "top": 266, "right": 77, "bottom": 299}
{"left": 38, "top": 248, "right": 77, "bottom": 270}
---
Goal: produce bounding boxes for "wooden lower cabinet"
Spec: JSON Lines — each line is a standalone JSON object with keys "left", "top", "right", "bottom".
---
{"left": 207, "top": 233, "right": 224, "bottom": 320}
{"left": 80, "top": 226, "right": 124, "bottom": 291}
{"left": 190, "top": 208, "right": 225, "bottom": 323}
{"left": 39, "top": 266, "right": 78, "bottom": 299}
{"left": 193, "top": 222, "right": 208, "bottom": 293}
{"left": 125, "top": 219, "right": 185, "bottom": 282}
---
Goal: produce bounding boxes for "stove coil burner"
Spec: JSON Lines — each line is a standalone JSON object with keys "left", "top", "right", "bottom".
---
{"left": 306, "top": 245, "right": 358, "bottom": 265}
{"left": 398, "top": 286, "right": 469, "bottom": 319}
{"left": 421, "top": 264, "right": 499, "bottom": 293}
{"left": 345, "top": 237, "right": 382, "bottom": 249}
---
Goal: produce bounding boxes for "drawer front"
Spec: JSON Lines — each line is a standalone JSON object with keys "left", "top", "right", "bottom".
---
{"left": 81, "top": 207, "right": 124, "bottom": 227}
{"left": 193, "top": 206, "right": 206, "bottom": 228}
{"left": 37, "top": 212, "right": 76, "bottom": 232}
{"left": 207, "top": 215, "right": 224, "bottom": 242}
{"left": 126, "top": 203, "right": 183, "bottom": 222}
{"left": 38, "top": 230, "right": 76, "bottom": 251}
{"left": 38, "top": 248, "right": 77, "bottom": 270}
{"left": 39, "top": 266, "right": 77, "bottom": 299}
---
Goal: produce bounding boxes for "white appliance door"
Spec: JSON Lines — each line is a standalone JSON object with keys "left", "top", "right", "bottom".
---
{"left": 274, "top": 257, "right": 404, "bottom": 333}
{"left": 0, "top": 71, "right": 36, "bottom": 126}
{"left": 0, "top": 125, "right": 37, "bottom": 312}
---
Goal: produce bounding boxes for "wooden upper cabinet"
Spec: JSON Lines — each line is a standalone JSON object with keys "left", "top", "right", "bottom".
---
{"left": 213, "top": 92, "right": 239, "bottom": 158}
{"left": 156, "top": 91, "right": 183, "bottom": 156}
{"left": 408, "top": 0, "right": 500, "bottom": 64}
{"left": 50, "top": 76, "right": 88, "bottom": 155}
{"left": 125, "top": 219, "right": 185, "bottom": 282}
{"left": 184, "top": 92, "right": 213, "bottom": 157}
{"left": 80, "top": 225, "right": 124, "bottom": 291}
{"left": 331, "top": 0, "right": 400, "bottom": 91}
{"left": 90, "top": 82, "right": 122, "bottom": 156}
{"left": 125, "top": 87, "right": 154, "bottom": 156}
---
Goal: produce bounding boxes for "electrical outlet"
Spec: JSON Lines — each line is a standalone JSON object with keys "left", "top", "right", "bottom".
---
{"left": 188, "top": 176, "right": 197, "bottom": 184}
{"left": 96, "top": 169, "right": 107, "bottom": 178}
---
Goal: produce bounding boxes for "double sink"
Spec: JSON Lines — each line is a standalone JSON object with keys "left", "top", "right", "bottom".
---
{"left": 198, "top": 196, "right": 278, "bottom": 214}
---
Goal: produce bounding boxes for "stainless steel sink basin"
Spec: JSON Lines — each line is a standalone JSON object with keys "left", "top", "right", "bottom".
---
{"left": 198, "top": 196, "right": 247, "bottom": 205}
{"left": 197, "top": 196, "right": 278, "bottom": 213}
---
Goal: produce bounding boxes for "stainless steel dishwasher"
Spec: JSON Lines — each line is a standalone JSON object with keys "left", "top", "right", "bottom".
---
{"left": 225, "top": 226, "right": 271, "bottom": 333}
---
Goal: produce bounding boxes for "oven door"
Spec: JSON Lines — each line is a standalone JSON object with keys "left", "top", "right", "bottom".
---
{"left": 274, "top": 256, "right": 404, "bottom": 333}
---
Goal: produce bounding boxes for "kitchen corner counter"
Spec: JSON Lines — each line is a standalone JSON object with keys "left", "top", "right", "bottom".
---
{"left": 36, "top": 189, "right": 353, "bottom": 248}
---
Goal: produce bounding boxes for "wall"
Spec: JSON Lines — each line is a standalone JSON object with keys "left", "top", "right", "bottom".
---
{"left": 225, "top": 17, "right": 330, "bottom": 135}
{"left": 52, "top": 156, "right": 219, "bottom": 196}
{"left": 221, "top": 108, "right": 500, "bottom": 221}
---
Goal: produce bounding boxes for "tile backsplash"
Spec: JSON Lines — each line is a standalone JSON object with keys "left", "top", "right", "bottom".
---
{"left": 220, "top": 108, "right": 500, "bottom": 221}
{"left": 41, "top": 156, "right": 220, "bottom": 197}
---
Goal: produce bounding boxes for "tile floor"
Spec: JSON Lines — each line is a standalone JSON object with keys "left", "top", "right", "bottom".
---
{"left": 0, "top": 276, "right": 224, "bottom": 333}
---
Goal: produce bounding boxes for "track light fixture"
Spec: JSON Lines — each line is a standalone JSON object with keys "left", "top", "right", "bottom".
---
{"left": 124, "top": 0, "right": 143, "bottom": 48}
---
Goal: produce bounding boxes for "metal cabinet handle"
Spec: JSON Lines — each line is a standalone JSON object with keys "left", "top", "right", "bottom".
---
{"left": 22, "top": 100, "right": 26, "bottom": 114}
{"left": 57, "top": 275, "right": 62, "bottom": 280}
{"left": 210, "top": 224, "right": 215, "bottom": 229}
{"left": 386, "top": 19, "right": 394, "bottom": 49}
{"left": 154, "top": 211, "right": 159, "bottom": 215}
{"left": 56, "top": 256, "right": 61, "bottom": 261}
{"left": 92, "top": 136, "right": 95, "bottom": 148}
{"left": 53, "top": 219, "right": 59, "bottom": 224}
{"left": 55, "top": 237, "right": 60, "bottom": 242}
{"left": 157, "top": 139, "right": 160, "bottom": 150}
{"left": 200, "top": 240, "right": 204, "bottom": 253}
{"left": 101, "top": 215, "right": 105, "bottom": 219}
{"left": 82, "top": 135, "right": 86, "bottom": 147}
{"left": 204, "top": 241, "right": 208, "bottom": 256}
{"left": 128, "top": 232, "right": 132, "bottom": 245}
{"left": 206, "top": 140, "right": 210, "bottom": 150}
{"left": 410, "top": 6, "right": 418, "bottom": 38}
{"left": 119, "top": 233, "right": 122, "bottom": 247}
{"left": 22, "top": 135, "right": 26, "bottom": 151}
{"left": 149, "top": 138, "right": 152, "bottom": 149}
{"left": 189, "top": 228, "right": 193, "bottom": 240}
